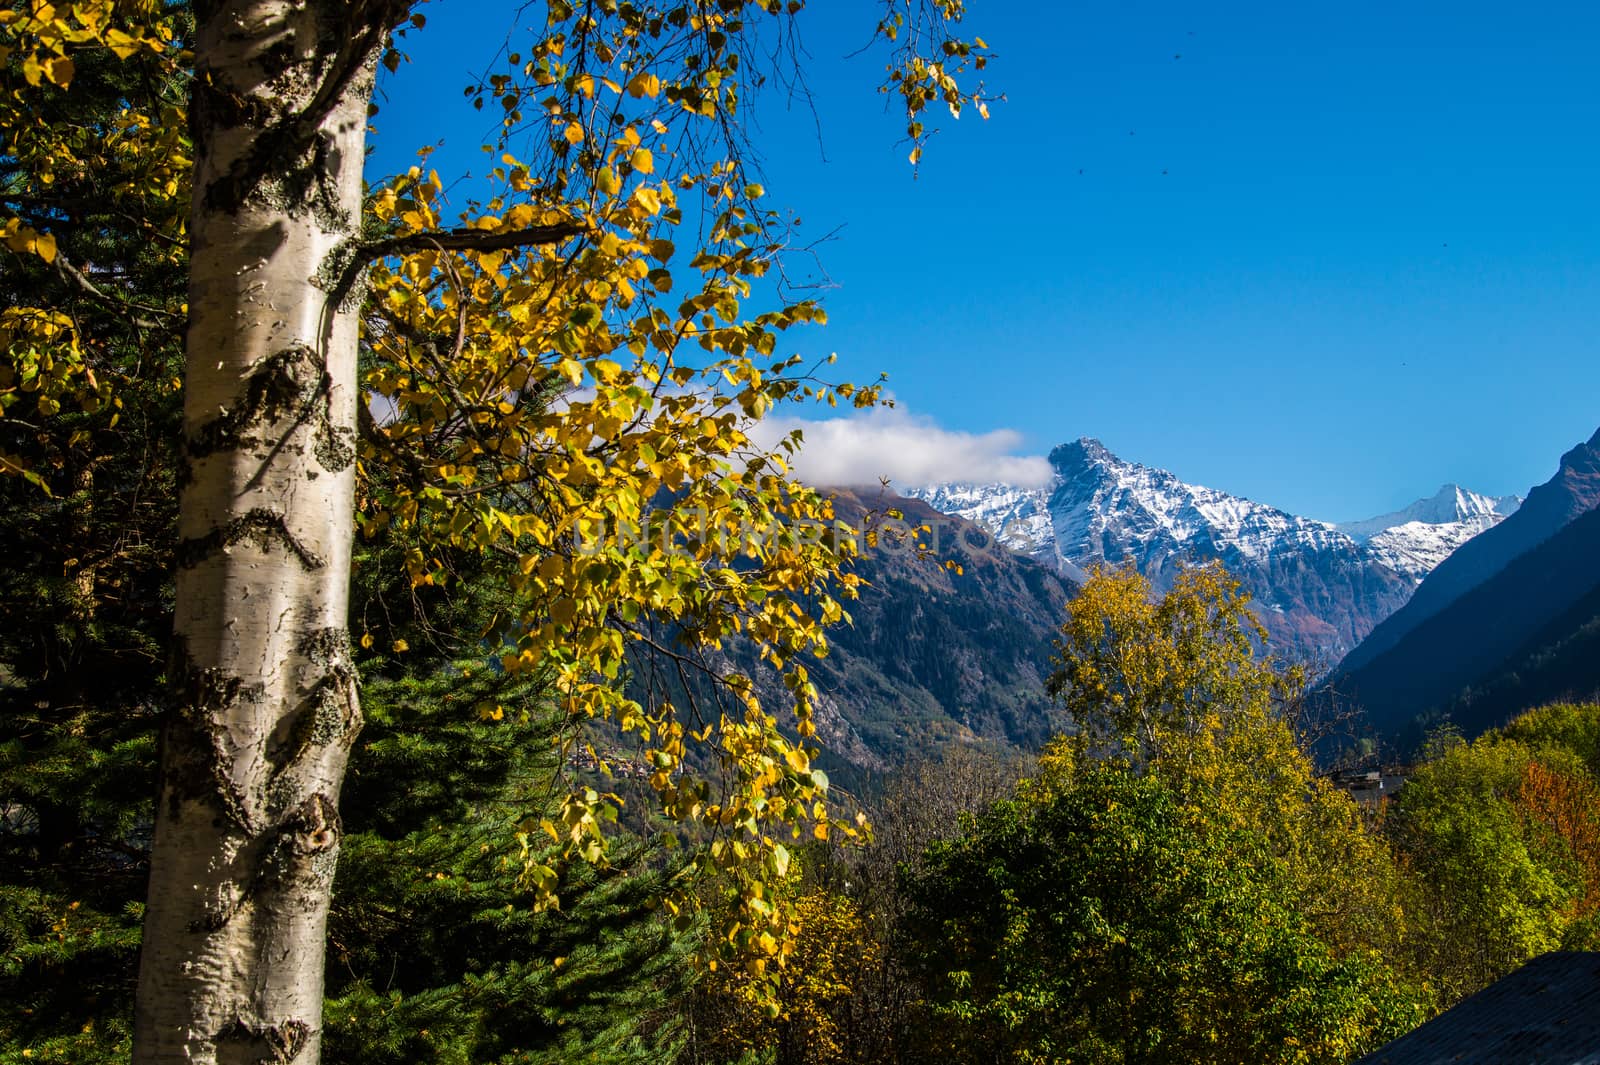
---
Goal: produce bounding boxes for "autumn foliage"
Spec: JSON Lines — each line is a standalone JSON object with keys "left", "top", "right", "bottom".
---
{"left": 696, "top": 571, "right": 1600, "bottom": 1065}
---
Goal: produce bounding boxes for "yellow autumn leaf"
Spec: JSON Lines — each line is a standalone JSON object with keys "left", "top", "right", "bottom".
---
{"left": 625, "top": 71, "right": 661, "bottom": 98}
{"left": 104, "top": 28, "right": 141, "bottom": 59}
{"left": 633, "top": 187, "right": 661, "bottom": 214}
{"left": 44, "top": 55, "right": 74, "bottom": 87}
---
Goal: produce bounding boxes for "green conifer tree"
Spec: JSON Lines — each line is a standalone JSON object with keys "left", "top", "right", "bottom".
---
{"left": 0, "top": 7, "right": 190, "bottom": 1054}
{"left": 320, "top": 536, "right": 696, "bottom": 1065}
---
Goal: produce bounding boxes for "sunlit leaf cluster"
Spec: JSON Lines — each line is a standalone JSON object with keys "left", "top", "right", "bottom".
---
{"left": 0, "top": 0, "right": 188, "bottom": 490}
{"left": 1046, "top": 562, "right": 1305, "bottom": 765}
{"left": 695, "top": 882, "right": 884, "bottom": 1062}
{"left": 354, "top": 0, "right": 989, "bottom": 972}
{"left": 358, "top": 148, "right": 878, "bottom": 963}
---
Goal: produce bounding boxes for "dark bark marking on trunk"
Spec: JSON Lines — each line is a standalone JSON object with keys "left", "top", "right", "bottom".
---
{"left": 178, "top": 507, "right": 328, "bottom": 571}
{"left": 166, "top": 642, "right": 263, "bottom": 830}
{"left": 268, "top": 129, "right": 353, "bottom": 234}
{"left": 188, "top": 72, "right": 273, "bottom": 160}
{"left": 217, "top": 1016, "right": 311, "bottom": 1064}
{"left": 265, "top": 629, "right": 361, "bottom": 787}
{"left": 204, "top": 1, "right": 405, "bottom": 217}
{"left": 312, "top": 415, "right": 355, "bottom": 473}
{"left": 189, "top": 791, "right": 343, "bottom": 934}
{"left": 186, "top": 341, "right": 355, "bottom": 481}
{"left": 264, "top": 676, "right": 357, "bottom": 781}
{"left": 313, "top": 237, "right": 367, "bottom": 314}
{"left": 161, "top": 709, "right": 254, "bottom": 831}
{"left": 192, "top": 0, "right": 226, "bottom": 25}
{"left": 256, "top": 36, "right": 299, "bottom": 81}
{"left": 299, "top": 625, "right": 354, "bottom": 668}
{"left": 286, "top": 791, "right": 341, "bottom": 854}
{"left": 188, "top": 345, "right": 322, "bottom": 460}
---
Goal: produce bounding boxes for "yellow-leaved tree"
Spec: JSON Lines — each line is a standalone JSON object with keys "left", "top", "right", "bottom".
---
{"left": 892, "top": 565, "right": 1427, "bottom": 1064}
{"left": 0, "top": 1, "right": 994, "bottom": 1060}
{"left": 1045, "top": 563, "right": 1416, "bottom": 974}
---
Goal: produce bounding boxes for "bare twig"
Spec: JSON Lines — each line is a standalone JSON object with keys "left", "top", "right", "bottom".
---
{"left": 52, "top": 253, "right": 179, "bottom": 331}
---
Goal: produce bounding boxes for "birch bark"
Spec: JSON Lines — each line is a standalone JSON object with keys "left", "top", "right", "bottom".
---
{"left": 133, "top": 3, "right": 394, "bottom": 1060}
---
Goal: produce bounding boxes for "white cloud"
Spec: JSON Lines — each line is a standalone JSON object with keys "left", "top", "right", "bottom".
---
{"left": 748, "top": 406, "right": 1053, "bottom": 489}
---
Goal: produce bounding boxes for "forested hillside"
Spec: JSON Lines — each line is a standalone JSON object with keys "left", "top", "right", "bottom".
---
{"left": 802, "top": 492, "right": 1073, "bottom": 778}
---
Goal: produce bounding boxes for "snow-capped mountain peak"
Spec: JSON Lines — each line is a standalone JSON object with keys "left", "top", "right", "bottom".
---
{"left": 904, "top": 439, "right": 1519, "bottom": 665}
{"left": 1334, "top": 485, "right": 1521, "bottom": 579}
{"left": 1335, "top": 484, "right": 1521, "bottom": 543}
{"left": 1045, "top": 437, "right": 1346, "bottom": 570}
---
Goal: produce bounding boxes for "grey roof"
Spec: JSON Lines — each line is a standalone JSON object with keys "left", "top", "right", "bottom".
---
{"left": 1357, "top": 952, "right": 1600, "bottom": 1065}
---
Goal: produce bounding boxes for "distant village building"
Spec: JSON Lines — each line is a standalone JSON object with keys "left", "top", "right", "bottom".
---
{"left": 1329, "top": 767, "right": 1409, "bottom": 807}
{"left": 1357, "top": 952, "right": 1600, "bottom": 1064}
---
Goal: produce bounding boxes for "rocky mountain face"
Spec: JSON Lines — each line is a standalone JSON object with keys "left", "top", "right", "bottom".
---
{"left": 806, "top": 492, "right": 1076, "bottom": 780}
{"left": 908, "top": 439, "right": 1519, "bottom": 667}
{"left": 1329, "top": 425, "right": 1600, "bottom": 747}
{"left": 1339, "top": 425, "right": 1600, "bottom": 675}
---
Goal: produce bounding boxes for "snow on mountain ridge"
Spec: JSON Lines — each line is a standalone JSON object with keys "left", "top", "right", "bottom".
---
{"left": 1045, "top": 437, "right": 1352, "bottom": 567}
{"left": 909, "top": 440, "right": 1516, "bottom": 580}
{"left": 904, "top": 438, "right": 1519, "bottom": 664}
{"left": 1334, "top": 483, "right": 1521, "bottom": 543}
{"left": 909, "top": 482, "right": 1055, "bottom": 561}
{"left": 1362, "top": 520, "right": 1497, "bottom": 580}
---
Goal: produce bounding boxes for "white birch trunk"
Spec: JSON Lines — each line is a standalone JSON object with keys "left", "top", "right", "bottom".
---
{"left": 134, "top": 3, "right": 389, "bottom": 1060}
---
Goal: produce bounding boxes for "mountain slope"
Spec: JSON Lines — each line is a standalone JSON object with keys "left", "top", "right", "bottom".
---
{"left": 674, "top": 491, "right": 1074, "bottom": 784}
{"left": 1339, "top": 425, "right": 1600, "bottom": 675}
{"left": 908, "top": 440, "right": 1517, "bottom": 666}
{"left": 1329, "top": 502, "right": 1600, "bottom": 747}
{"left": 1439, "top": 579, "right": 1600, "bottom": 733}
{"left": 908, "top": 483, "right": 1054, "bottom": 562}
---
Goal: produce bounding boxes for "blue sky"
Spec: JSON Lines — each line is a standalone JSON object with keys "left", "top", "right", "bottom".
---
{"left": 371, "top": 1, "right": 1600, "bottom": 522}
